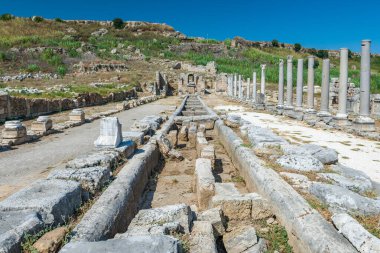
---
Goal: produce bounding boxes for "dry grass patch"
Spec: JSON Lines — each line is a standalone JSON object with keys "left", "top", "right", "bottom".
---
{"left": 300, "top": 192, "right": 332, "bottom": 221}
{"left": 353, "top": 215, "right": 380, "bottom": 238}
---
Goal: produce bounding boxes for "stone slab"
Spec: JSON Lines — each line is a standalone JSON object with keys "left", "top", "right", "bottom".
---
{"left": 190, "top": 221, "right": 217, "bottom": 253}
{"left": 122, "top": 131, "right": 144, "bottom": 146}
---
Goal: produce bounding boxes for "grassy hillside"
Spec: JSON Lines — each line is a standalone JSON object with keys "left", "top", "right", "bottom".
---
{"left": 0, "top": 16, "right": 379, "bottom": 93}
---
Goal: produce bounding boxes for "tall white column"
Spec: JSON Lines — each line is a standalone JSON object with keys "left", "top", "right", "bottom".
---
{"left": 336, "top": 48, "right": 349, "bottom": 118}
{"left": 253, "top": 72, "right": 257, "bottom": 103}
{"left": 318, "top": 59, "right": 331, "bottom": 116}
{"left": 233, "top": 74, "right": 237, "bottom": 97}
{"left": 278, "top": 59, "right": 284, "bottom": 108}
{"left": 306, "top": 56, "right": 315, "bottom": 111}
{"left": 295, "top": 59, "right": 304, "bottom": 110}
{"left": 247, "top": 78, "right": 250, "bottom": 100}
{"left": 260, "top": 64, "right": 266, "bottom": 95}
{"left": 286, "top": 56, "right": 293, "bottom": 108}
{"left": 359, "top": 40, "right": 371, "bottom": 117}
{"left": 238, "top": 75, "right": 242, "bottom": 99}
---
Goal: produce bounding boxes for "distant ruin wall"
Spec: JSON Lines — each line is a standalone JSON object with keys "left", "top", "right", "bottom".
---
{"left": 0, "top": 90, "right": 136, "bottom": 122}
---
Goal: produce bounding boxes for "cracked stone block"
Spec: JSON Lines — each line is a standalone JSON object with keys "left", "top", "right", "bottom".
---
{"left": 122, "top": 131, "right": 144, "bottom": 146}
{"left": 280, "top": 172, "right": 311, "bottom": 191}
{"left": 66, "top": 150, "right": 120, "bottom": 170}
{"left": 197, "top": 207, "right": 225, "bottom": 236}
{"left": 211, "top": 194, "right": 252, "bottom": 221}
{"left": 214, "top": 183, "right": 240, "bottom": 196}
{"left": 94, "top": 117, "right": 122, "bottom": 148}
{"left": 194, "top": 159, "right": 215, "bottom": 210}
{"left": 190, "top": 221, "right": 217, "bottom": 253}
{"left": 178, "top": 125, "right": 188, "bottom": 141}
{"left": 167, "top": 130, "right": 178, "bottom": 148}
{"left": 246, "top": 193, "right": 273, "bottom": 220}
{"left": 223, "top": 226, "right": 258, "bottom": 253}
{"left": 201, "top": 145, "right": 215, "bottom": 165}
{"left": 276, "top": 154, "right": 324, "bottom": 172}
{"left": 0, "top": 179, "right": 82, "bottom": 225}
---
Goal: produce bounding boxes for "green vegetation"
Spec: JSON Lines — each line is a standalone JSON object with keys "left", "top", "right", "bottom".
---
{"left": 32, "top": 16, "right": 44, "bottom": 23}
{"left": 54, "top": 17, "right": 64, "bottom": 23}
{"left": 272, "top": 39, "right": 279, "bottom": 47}
{"left": 294, "top": 43, "right": 302, "bottom": 52}
{"left": 26, "top": 64, "right": 40, "bottom": 73}
{"left": 22, "top": 226, "right": 54, "bottom": 253}
{"left": 0, "top": 13, "right": 14, "bottom": 21}
{"left": 112, "top": 18, "right": 125, "bottom": 29}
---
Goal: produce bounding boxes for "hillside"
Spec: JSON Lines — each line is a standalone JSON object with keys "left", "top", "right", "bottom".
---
{"left": 0, "top": 15, "right": 379, "bottom": 95}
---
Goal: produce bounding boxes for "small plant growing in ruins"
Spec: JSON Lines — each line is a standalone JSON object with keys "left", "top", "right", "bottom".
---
{"left": 113, "top": 18, "right": 125, "bottom": 29}
{"left": 26, "top": 64, "right": 40, "bottom": 73}
{"left": 56, "top": 65, "right": 67, "bottom": 76}
{"left": 22, "top": 226, "right": 54, "bottom": 253}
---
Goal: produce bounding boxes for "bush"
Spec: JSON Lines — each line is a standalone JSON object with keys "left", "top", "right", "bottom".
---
{"left": 224, "top": 38, "right": 232, "bottom": 48}
{"left": 113, "top": 18, "right": 125, "bottom": 29}
{"left": 316, "top": 49, "right": 328, "bottom": 59}
{"left": 348, "top": 49, "right": 352, "bottom": 59}
{"left": 54, "top": 17, "right": 64, "bottom": 22}
{"left": 294, "top": 43, "right": 302, "bottom": 52}
{"left": 0, "top": 13, "right": 14, "bottom": 21}
{"left": 32, "top": 16, "right": 44, "bottom": 22}
{"left": 272, "top": 39, "right": 279, "bottom": 47}
{"left": 26, "top": 64, "right": 40, "bottom": 73}
{"left": 56, "top": 65, "right": 67, "bottom": 76}
{"left": 0, "top": 51, "right": 7, "bottom": 61}
{"left": 41, "top": 49, "right": 63, "bottom": 66}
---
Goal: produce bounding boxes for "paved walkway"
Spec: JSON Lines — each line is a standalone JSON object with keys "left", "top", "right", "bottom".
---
{"left": 0, "top": 99, "right": 172, "bottom": 200}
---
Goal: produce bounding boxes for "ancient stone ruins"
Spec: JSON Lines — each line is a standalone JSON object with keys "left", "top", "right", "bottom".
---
{"left": 1, "top": 37, "right": 380, "bottom": 253}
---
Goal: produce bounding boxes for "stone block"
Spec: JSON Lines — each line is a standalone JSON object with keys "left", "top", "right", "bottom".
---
{"left": 0, "top": 179, "right": 82, "bottom": 225}
{"left": 201, "top": 145, "right": 215, "bottom": 165}
{"left": 223, "top": 226, "right": 258, "bottom": 253}
{"left": 69, "top": 109, "right": 85, "bottom": 123}
{"left": 66, "top": 150, "right": 120, "bottom": 170}
{"left": 196, "top": 136, "right": 208, "bottom": 157}
{"left": 48, "top": 166, "right": 110, "bottom": 195}
{"left": 246, "top": 193, "right": 273, "bottom": 220}
{"left": 198, "top": 124, "right": 206, "bottom": 134}
{"left": 214, "top": 183, "right": 240, "bottom": 196}
{"left": 194, "top": 158, "right": 215, "bottom": 210}
{"left": 94, "top": 117, "right": 122, "bottom": 148}
{"left": 282, "top": 144, "right": 338, "bottom": 165}
{"left": 353, "top": 116, "right": 376, "bottom": 132}
{"left": 279, "top": 172, "right": 311, "bottom": 191}
{"left": 2, "top": 121, "right": 27, "bottom": 139}
{"left": 211, "top": 194, "right": 252, "bottom": 221}
{"left": 188, "top": 123, "right": 197, "bottom": 148}
{"left": 224, "top": 114, "right": 241, "bottom": 128}
{"left": 117, "top": 222, "right": 181, "bottom": 237}
{"left": 178, "top": 125, "right": 188, "bottom": 141}
{"left": 122, "top": 131, "right": 144, "bottom": 146}
{"left": 197, "top": 207, "right": 225, "bottom": 236}
{"left": 130, "top": 121, "right": 151, "bottom": 135}
{"left": 276, "top": 154, "right": 324, "bottom": 172}
{"left": 31, "top": 116, "right": 52, "bottom": 134}
{"left": 32, "top": 227, "right": 67, "bottom": 253}
{"left": 60, "top": 235, "right": 181, "bottom": 253}
{"left": 167, "top": 130, "right": 178, "bottom": 148}
{"left": 190, "top": 221, "right": 217, "bottom": 253}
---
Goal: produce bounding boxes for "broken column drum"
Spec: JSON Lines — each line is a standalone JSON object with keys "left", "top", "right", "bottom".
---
{"left": 286, "top": 56, "right": 293, "bottom": 108}
{"left": 295, "top": 59, "right": 304, "bottom": 110}
{"left": 306, "top": 56, "right": 316, "bottom": 112}
{"left": 277, "top": 59, "right": 284, "bottom": 108}
{"left": 318, "top": 59, "right": 331, "bottom": 116}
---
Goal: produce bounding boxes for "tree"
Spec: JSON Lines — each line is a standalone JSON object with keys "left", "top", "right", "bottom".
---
{"left": 316, "top": 49, "right": 328, "bottom": 59}
{"left": 113, "top": 18, "right": 125, "bottom": 29}
{"left": 0, "top": 13, "right": 14, "bottom": 21}
{"left": 348, "top": 49, "right": 353, "bottom": 59}
{"left": 294, "top": 43, "right": 302, "bottom": 52}
{"left": 271, "top": 39, "right": 279, "bottom": 47}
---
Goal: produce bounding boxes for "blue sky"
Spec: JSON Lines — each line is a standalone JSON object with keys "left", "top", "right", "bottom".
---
{"left": 1, "top": 0, "right": 380, "bottom": 53}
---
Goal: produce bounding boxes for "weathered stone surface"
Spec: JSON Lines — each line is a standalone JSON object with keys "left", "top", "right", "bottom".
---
{"left": 332, "top": 213, "right": 380, "bottom": 253}
{"left": 168, "top": 149, "right": 184, "bottom": 161}
{"left": 196, "top": 135, "right": 208, "bottom": 157}
{"left": 139, "top": 115, "right": 163, "bottom": 131}
{"left": 276, "top": 154, "right": 324, "bottom": 172}
{"left": 309, "top": 182, "right": 380, "bottom": 215}
{"left": 279, "top": 172, "right": 311, "bottom": 191}
{"left": 282, "top": 144, "right": 338, "bottom": 165}
{"left": 48, "top": 166, "right": 110, "bottom": 194}
{"left": 122, "top": 131, "right": 144, "bottom": 146}
{"left": 188, "top": 123, "right": 197, "bottom": 148}
{"left": 33, "top": 226, "right": 67, "bottom": 253}
{"left": 201, "top": 145, "right": 215, "bottom": 165}
{"left": 198, "top": 124, "right": 206, "bottom": 134}
{"left": 94, "top": 117, "right": 122, "bottom": 148}
{"left": 61, "top": 235, "right": 181, "bottom": 253}
{"left": 246, "top": 193, "right": 273, "bottom": 220}
{"left": 178, "top": 125, "right": 188, "bottom": 141}
{"left": 130, "top": 121, "right": 151, "bottom": 135}
{"left": 195, "top": 158, "right": 215, "bottom": 210}
{"left": 69, "top": 109, "right": 85, "bottom": 123}
{"left": 0, "top": 210, "right": 43, "bottom": 253}
{"left": 211, "top": 194, "right": 252, "bottom": 221}
{"left": 66, "top": 150, "right": 120, "bottom": 170}
{"left": 225, "top": 114, "right": 241, "bottom": 128}
{"left": 0, "top": 179, "right": 82, "bottom": 225}
{"left": 115, "top": 140, "right": 136, "bottom": 158}
{"left": 129, "top": 204, "right": 192, "bottom": 233}
{"left": 246, "top": 125, "right": 288, "bottom": 148}
{"left": 223, "top": 226, "right": 258, "bottom": 253}
{"left": 244, "top": 239, "right": 267, "bottom": 253}
{"left": 117, "top": 222, "right": 181, "bottom": 237}
{"left": 214, "top": 183, "right": 240, "bottom": 196}
{"left": 190, "top": 221, "right": 218, "bottom": 253}
{"left": 157, "top": 134, "right": 172, "bottom": 157}
{"left": 167, "top": 130, "right": 178, "bottom": 148}
{"left": 331, "top": 163, "right": 373, "bottom": 191}
{"left": 197, "top": 207, "right": 225, "bottom": 236}
{"left": 318, "top": 173, "right": 371, "bottom": 193}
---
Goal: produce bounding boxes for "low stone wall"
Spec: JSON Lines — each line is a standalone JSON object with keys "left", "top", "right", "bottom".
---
{"left": 0, "top": 90, "right": 137, "bottom": 123}
{"left": 214, "top": 119, "right": 357, "bottom": 253}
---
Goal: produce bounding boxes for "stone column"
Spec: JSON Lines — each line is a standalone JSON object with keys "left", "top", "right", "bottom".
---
{"left": 277, "top": 59, "right": 284, "bottom": 109}
{"left": 238, "top": 75, "right": 242, "bottom": 99}
{"left": 246, "top": 78, "right": 250, "bottom": 100}
{"left": 252, "top": 72, "right": 257, "bottom": 103}
{"left": 295, "top": 59, "right": 304, "bottom": 110}
{"left": 286, "top": 56, "right": 293, "bottom": 108}
{"left": 234, "top": 74, "right": 237, "bottom": 97}
{"left": 178, "top": 78, "right": 183, "bottom": 96}
{"left": 318, "top": 59, "right": 331, "bottom": 116}
{"left": 354, "top": 40, "right": 375, "bottom": 131}
{"left": 260, "top": 64, "right": 266, "bottom": 95}
{"left": 228, "top": 75, "right": 233, "bottom": 96}
{"left": 335, "top": 48, "right": 349, "bottom": 123}
{"left": 306, "top": 56, "right": 315, "bottom": 112}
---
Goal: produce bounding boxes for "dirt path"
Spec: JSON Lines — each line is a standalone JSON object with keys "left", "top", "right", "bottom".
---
{"left": 0, "top": 97, "right": 179, "bottom": 200}
{"left": 204, "top": 94, "right": 380, "bottom": 185}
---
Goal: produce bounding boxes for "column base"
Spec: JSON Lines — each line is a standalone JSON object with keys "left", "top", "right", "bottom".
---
{"left": 333, "top": 114, "right": 351, "bottom": 127}
{"left": 276, "top": 105, "right": 284, "bottom": 115}
{"left": 353, "top": 116, "right": 376, "bottom": 132}
{"left": 253, "top": 103, "right": 266, "bottom": 110}
{"left": 303, "top": 110, "right": 318, "bottom": 125}
{"left": 317, "top": 111, "right": 333, "bottom": 124}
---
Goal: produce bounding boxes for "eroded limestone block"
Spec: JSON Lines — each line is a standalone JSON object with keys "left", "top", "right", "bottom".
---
{"left": 309, "top": 182, "right": 380, "bottom": 215}
{"left": 197, "top": 207, "right": 225, "bottom": 236}
{"left": 167, "top": 130, "right": 178, "bottom": 148}
{"left": 190, "top": 221, "right": 217, "bottom": 253}
{"left": 214, "top": 183, "right": 240, "bottom": 196}
{"left": 31, "top": 116, "right": 52, "bottom": 134}
{"left": 195, "top": 158, "right": 215, "bottom": 210}
{"left": 332, "top": 213, "right": 380, "bottom": 253}
{"left": 122, "top": 131, "right": 144, "bottom": 146}
{"left": 188, "top": 123, "right": 197, "bottom": 148}
{"left": 318, "top": 173, "right": 371, "bottom": 193}
{"left": 331, "top": 163, "right": 373, "bottom": 192}
{"left": 157, "top": 134, "right": 172, "bottom": 157}
{"left": 129, "top": 204, "right": 192, "bottom": 233}
{"left": 196, "top": 135, "right": 208, "bottom": 157}
{"left": 178, "top": 125, "right": 188, "bottom": 141}
{"left": 282, "top": 144, "right": 338, "bottom": 165}
{"left": 69, "top": 109, "right": 85, "bottom": 123}
{"left": 247, "top": 125, "right": 288, "bottom": 148}
{"left": 224, "top": 114, "right": 241, "bottom": 128}
{"left": 223, "top": 226, "right": 258, "bottom": 253}
{"left": 279, "top": 172, "right": 311, "bottom": 191}
{"left": 1, "top": 120, "right": 28, "bottom": 145}
{"left": 117, "top": 222, "right": 181, "bottom": 237}
{"left": 211, "top": 195, "right": 252, "bottom": 221}
{"left": 198, "top": 124, "right": 206, "bottom": 134}
{"left": 276, "top": 154, "right": 324, "bottom": 172}
{"left": 201, "top": 145, "right": 215, "bottom": 165}
{"left": 130, "top": 121, "right": 151, "bottom": 135}
{"left": 60, "top": 235, "right": 181, "bottom": 253}
{"left": 66, "top": 150, "right": 120, "bottom": 170}
{"left": 246, "top": 193, "right": 273, "bottom": 220}
{"left": 0, "top": 179, "right": 82, "bottom": 225}
{"left": 94, "top": 117, "right": 122, "bottom": 148}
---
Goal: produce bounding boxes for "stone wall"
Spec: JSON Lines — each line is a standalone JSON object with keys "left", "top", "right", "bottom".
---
{"left": 0, "top": 90, "right": 136, "bottom": 123}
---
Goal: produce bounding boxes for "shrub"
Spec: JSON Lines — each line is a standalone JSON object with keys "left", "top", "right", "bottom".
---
{"left": 294, "top": 43, "right": 302, "bottom": 52}
{"left": 54, "top": 17, "right": 64, "bottom": 22}
{"left": 224, "top": 38, "right": 232, "bottom": 48}
{"left": 113, "top": 18, "right": 125, "bottom": 29}
{"left": 56, "top": 65, "right": 67, "bottom": 76}
{"left": 26, "top": 64, "right": 40, "bottom": 73}
{"left": 0, "top": 13, "right": 14, "bottom": 21}
{"left": 348, "top": 49, "right": 353, "bottom": 59}
{"left": 316, "top": 49, "right": 328, "bottom": 59}
{"left": 41, "top": 49, "right": 63, "bottom": 66}
{"left": 32, "top": 16, "right": 44, "bottom": 22}
{"left": 0, "top": 51, "right": 7, "bottom": 61}
{"left": 272, "top": 39, "right": 279, "bottom": 47}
